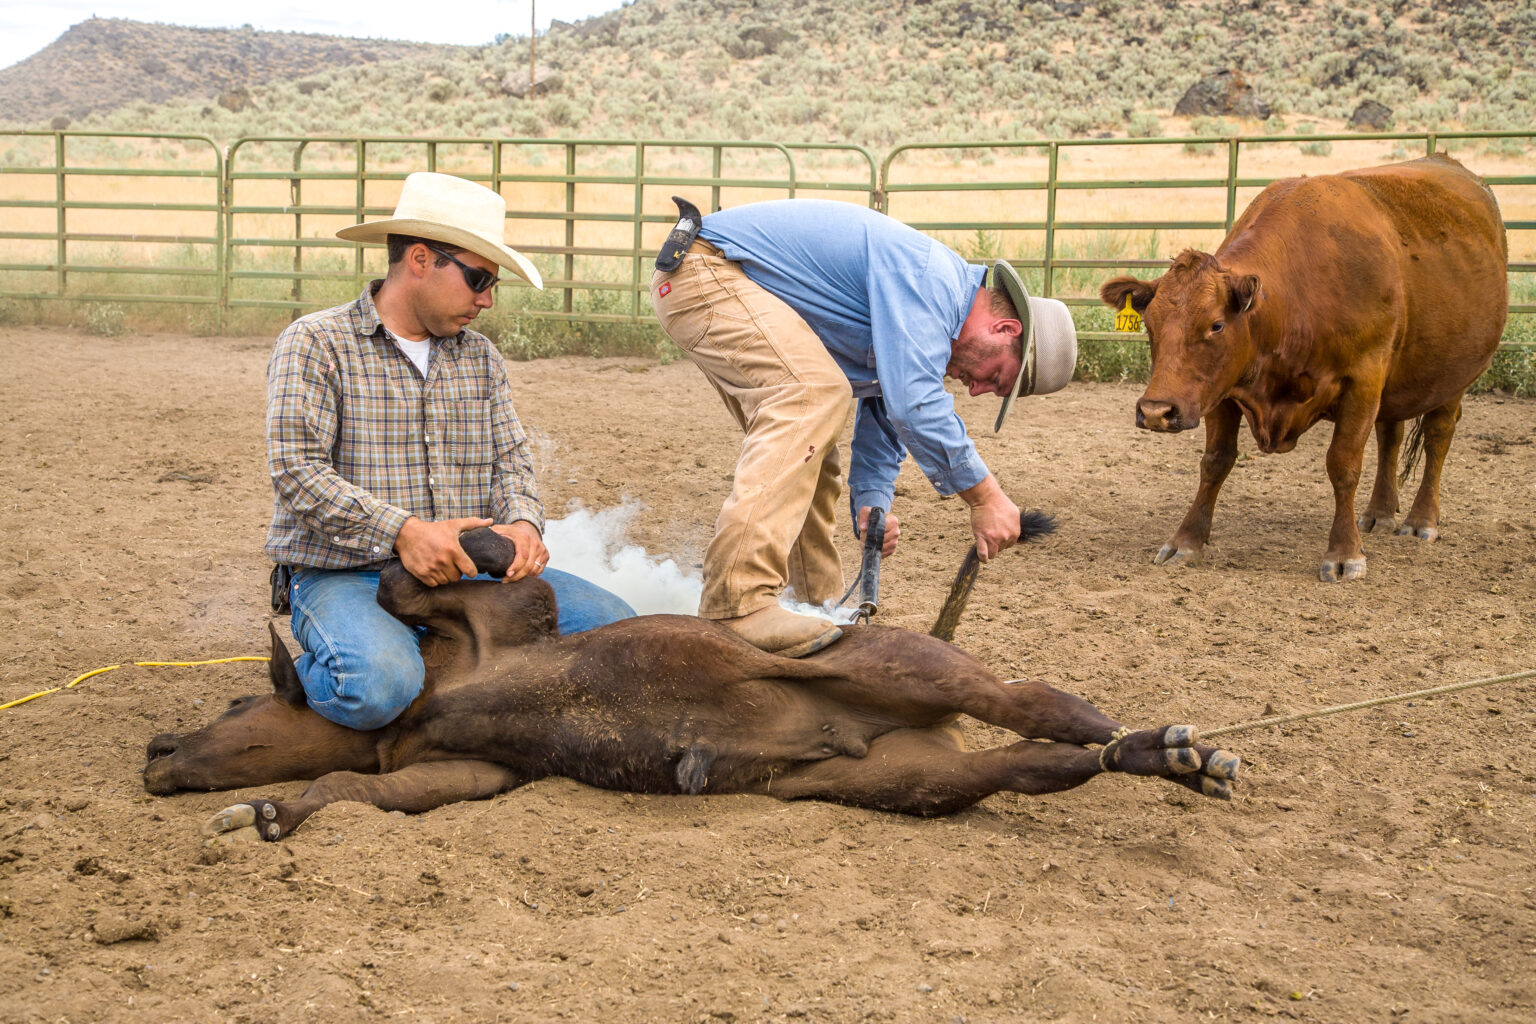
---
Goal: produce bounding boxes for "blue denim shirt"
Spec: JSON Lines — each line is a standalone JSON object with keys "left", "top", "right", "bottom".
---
{"left": 698, "top": 200, "right": 990, "bottom": 520}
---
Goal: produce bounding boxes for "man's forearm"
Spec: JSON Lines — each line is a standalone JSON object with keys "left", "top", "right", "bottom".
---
{"left": 958, "top": 474, "right": 1005, "bottom": 509}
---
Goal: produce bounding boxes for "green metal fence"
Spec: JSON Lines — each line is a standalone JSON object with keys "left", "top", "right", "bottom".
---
{"left": 0, "top": 131, "right": 223, "bottom": 310}
{"left": 219, "top": 135, "right": 876, "bottom": 326}
{"left": 1, "top": 129, "right": 1531, "bottom": 343}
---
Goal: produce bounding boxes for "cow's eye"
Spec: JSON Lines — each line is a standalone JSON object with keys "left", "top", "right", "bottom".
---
{"left": 1210, "top": 321, "right": 1225, "bottom": 334}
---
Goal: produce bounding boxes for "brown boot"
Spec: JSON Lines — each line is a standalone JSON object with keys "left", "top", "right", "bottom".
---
{"left": 717, "top": 605, "right": 843, "bottom": 658}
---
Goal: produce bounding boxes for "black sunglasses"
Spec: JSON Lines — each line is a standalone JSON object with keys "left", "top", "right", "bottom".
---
{"left": 425, "top": 244, "right": 500, "bottom": 293}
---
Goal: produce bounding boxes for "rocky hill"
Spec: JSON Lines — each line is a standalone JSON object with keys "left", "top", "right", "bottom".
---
{"left": 2, "top": 2, "right": 1533, "bottom": 146}
{"left": 0, "top": 18, "right": 451, "bottom": 126}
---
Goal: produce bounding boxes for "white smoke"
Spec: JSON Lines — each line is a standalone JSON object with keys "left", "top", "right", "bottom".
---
{"left": 778, "top": 590, "right": 861, "bottom": 626}
{"left": 543, "top": 501, "right": 700, "bottom": 615}
{"left": 543, "top": 500, "right": 857, "bottom": 623}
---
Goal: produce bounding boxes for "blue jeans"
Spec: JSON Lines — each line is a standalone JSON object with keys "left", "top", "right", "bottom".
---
{"left": 289, "top": 567, "right": 636, "bottom": 730}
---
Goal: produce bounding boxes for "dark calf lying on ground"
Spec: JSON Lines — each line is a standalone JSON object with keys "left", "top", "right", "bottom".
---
{"left": 145, "top": 529, "right": 1240, "bottom": 841}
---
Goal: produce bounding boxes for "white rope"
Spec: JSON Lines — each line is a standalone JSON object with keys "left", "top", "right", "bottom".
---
{"left": 1202, "top": 667, "right": 1536, "bottom": 739}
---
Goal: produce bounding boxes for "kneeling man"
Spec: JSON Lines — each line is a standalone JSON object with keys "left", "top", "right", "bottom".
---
{"left": 267, "top": 171, "right": 635, "bottom": 729}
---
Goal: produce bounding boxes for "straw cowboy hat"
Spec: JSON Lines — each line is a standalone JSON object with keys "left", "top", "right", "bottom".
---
{"left": 990, "top": 260, "right": 1078, "bottom": 432}
{"left": 336, "top": 172, "right": 542, "bottom": 289}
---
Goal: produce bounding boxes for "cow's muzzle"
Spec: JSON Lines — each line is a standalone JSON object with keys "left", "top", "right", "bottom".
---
{"left": 1136, "top": 399, "right": 1196, "bottom": 432}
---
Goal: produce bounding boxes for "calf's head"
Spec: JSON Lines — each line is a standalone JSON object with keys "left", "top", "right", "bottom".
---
{"left": 143, "top": 622, "right": 380, "bottom": 795}
{"left": 377, "top": 527, "right": 557, "bottom": 650}
{"left": 1100, "top": 250, "right": 1261, "bottom": 432}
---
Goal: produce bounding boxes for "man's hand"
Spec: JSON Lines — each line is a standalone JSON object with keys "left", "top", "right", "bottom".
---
{"left": 856, "top": 506, "right": 901, "bottom": 558}
{"left": 958, "top": 475, "right": 1021, "bottom": 561}
{"left": 394, "top": 516, "right": 492, "bottom": 586}
{"left": 491, "top": 520, "right": 548, "bottom": 582}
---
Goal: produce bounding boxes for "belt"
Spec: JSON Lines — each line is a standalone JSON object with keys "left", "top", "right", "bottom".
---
{"left": 688, "top": 238, "right": 722, "bottom": 256}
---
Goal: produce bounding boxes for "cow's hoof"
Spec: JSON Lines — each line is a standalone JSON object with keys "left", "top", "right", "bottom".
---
{"left": 1153, "top": 544, "right": 1201, "bottom": 567}
{"left": 1397, "top": 523, "right": 1438, "bottom": 542}
{"left": 203, "top": 800, "right": 284, "bottom": 842}
{"left": 1318, "top": 557, "right": 1366, "bottom": 582}
{"left": 1357, "top": 513, "right": 1397, "bottom": 534}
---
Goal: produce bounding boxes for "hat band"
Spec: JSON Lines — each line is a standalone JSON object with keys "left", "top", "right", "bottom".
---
{"left": 1020, "top": 315, "right": 1038, "bottom": 396}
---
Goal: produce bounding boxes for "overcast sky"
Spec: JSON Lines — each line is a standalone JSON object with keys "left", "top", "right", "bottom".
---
{"left": 0, "top": 1, "right": 627, "bottom": 71}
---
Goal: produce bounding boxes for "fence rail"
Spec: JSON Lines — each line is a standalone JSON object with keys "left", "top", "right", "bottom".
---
{"left": 1, "top": 129, "right": 1532, "bottom": 344}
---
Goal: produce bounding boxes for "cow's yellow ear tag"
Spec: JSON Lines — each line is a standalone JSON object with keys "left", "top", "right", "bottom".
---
{"left": 1114, "top": 294, "right": 1143, "bottom": 333}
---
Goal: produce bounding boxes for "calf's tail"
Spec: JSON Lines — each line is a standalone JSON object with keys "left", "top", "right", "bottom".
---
{"left": 1019, "top": 509, "right": 1059, "bottom": 542}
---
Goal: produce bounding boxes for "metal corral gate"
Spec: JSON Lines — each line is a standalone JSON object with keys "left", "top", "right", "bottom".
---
{"left": 0, "top": 129, "right": 1531, "bottom": 342}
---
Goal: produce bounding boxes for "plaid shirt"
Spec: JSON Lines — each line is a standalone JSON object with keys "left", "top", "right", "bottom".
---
{"left": 265, "top": 281, "right": 543, "bottom": 570}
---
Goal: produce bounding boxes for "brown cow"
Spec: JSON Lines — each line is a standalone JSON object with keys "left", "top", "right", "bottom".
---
{"left": 144, "top": 530, "right": 1239, "bottom": 841}
{"left": 1100, "top": 154, "right": 1507, "bottom": 581}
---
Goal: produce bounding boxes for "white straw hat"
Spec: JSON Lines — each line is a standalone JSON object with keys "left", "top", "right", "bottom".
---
{"left": 991, "top": 260, "right": 1077, "bottom": 432}
{"left": 336, "top": 171, "right": 542, "bottom": 289}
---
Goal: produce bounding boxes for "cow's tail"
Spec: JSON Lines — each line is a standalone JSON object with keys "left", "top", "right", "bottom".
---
{"left": 1398, "top": 416, "right": 1426, "bottom": 486}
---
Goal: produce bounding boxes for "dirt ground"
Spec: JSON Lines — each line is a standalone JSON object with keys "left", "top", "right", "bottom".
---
{"left": 2, "top": 327, "right": 1534, "bottom": 1024}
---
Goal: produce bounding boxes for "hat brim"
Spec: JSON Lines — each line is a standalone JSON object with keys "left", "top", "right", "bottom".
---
{"left": 336, "top": 218, "right": 543, "bottom": 290}
{"left": 992, "top": 261, "right": 1036, "bottom": 433}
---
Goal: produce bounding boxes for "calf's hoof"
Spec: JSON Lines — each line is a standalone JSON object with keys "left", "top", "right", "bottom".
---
{"left": 1099, "top": 725, "right": 1240, "bottom": 801}
{"left": 1318, "top": 556, "right": 1366, "bottom": 583}
{"left": 1396, "top": 523, "right": 1438, "bottom": 542}
{"left": 203, "top": 799, "right": 284, "bottom": 842}
{"left": 1153, "top": 543, "right": 1202, "bottom": 568}
{"left": 204, "top": 826, "right": 262, "bottom": 847}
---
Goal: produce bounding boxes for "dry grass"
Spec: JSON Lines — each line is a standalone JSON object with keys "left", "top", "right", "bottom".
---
{"left": 5, "top": 135, "right": 1532, "bottom": 269}
{"left": 1, "top": 130, "right": 1531, "bottom": 378}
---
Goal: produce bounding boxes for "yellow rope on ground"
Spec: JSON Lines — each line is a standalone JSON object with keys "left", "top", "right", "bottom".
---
{"left": 133, "top": 658, "right": 270, "bottom": 667}
{"left": 1202, "top": 667, "right": 1536, "bottom": 739}
{"left": 0, "top": 656, "right": 270, "bottom": 710}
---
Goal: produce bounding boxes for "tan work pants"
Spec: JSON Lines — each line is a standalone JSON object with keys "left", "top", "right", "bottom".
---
{"left": 651, "top": 244, "right": 853, "bottom": 619}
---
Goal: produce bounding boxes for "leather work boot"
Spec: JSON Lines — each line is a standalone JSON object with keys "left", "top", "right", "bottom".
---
{"left": 717, "top": 605, "right": 843, "bottom": 659}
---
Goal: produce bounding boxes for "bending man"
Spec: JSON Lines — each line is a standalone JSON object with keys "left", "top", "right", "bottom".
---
{"left": 651, "top": 198, "right": 1075, "bottom": 658}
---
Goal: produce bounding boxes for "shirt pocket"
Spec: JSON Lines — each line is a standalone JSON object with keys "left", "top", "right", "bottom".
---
{"left": 447, "top": 398, "right": 495, "bottom": 466}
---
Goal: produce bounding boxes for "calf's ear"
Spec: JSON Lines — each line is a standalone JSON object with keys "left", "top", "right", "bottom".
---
{"left": 1228, "top": 273, "right": 1260, "bottom": 314}
{"left": 267, "top": 621, "right": 307, "bottom": 708}
{"left": 1099, "top": 275, "right": 1157, "bottom": 312}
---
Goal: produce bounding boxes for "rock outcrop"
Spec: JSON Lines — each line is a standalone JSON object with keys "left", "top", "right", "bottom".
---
{"left": 1173, "top": 69, "right": 1272, "bottom": 120}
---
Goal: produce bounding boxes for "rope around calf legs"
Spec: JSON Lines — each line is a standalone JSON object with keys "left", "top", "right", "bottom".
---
{"left": 1202, "top": 667, "right": 1536, "bottom": 740}
{"left": 1098, "top": 726, "right": 1133, "bottom": 770}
